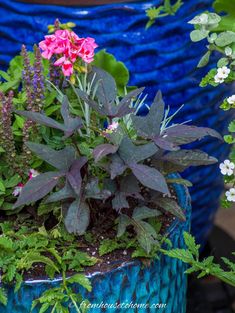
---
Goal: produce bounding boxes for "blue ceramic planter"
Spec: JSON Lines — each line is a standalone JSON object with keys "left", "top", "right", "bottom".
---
{"left": 0, "top": 175, "right": 191, "bottom": 313}
{"left": 0, "top": 0, "right": 231, "bottom": 245}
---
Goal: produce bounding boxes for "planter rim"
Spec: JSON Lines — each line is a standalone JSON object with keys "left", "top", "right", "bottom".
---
{"left": 16, "top": 0, "right": 147, "bottom": 6}
{"left": 2, "top": 173, "right": 189, "bottom": 287}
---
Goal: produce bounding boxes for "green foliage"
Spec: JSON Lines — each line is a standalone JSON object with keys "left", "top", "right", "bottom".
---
{"left": 0, "top": 221, "right": 97, "bottom": 311}
{"left": 93, "top": 50, "right": 132, "bottom": 95}
{"left": 146, "top": 0, "right": 184, "bottom": 29}
{"left": 162, "top": 232, "right": 235, "bottom": 287}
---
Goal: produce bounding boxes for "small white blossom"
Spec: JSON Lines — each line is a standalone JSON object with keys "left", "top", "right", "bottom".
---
{"left": 107, "top": 122, "right": 119, "bottom": 132}
{"left": 226, "top": 188, "right": 235, "bottom": 202}
{"left": 217, "top": 66, "right": 230, "bottom": 79}
{"left": 214, "top": 74, "right": 224, "bottom": 84}
{"left": 12, "top": 184, "right": 24, "bottom": 197}
{"left": 227, "top": 95, "right": 235, "bottom": 105}
{"left": 219, "top": 159, "right": 235, "bottom": 176}
{"left": 29, "top": 169, "right": 39, "bottom": 179}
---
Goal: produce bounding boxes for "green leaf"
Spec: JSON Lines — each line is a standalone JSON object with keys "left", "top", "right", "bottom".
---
{"left": 45, "top": 105, "right": 61, "bottom": 116}
{"left": 228, "top": 120, "right": 235, "bottom": 132}
{"left": 67, "top": 274, "right": 92, "bottom": 292}
{"left": 5, "top": 264, "right": 16, "bottom": 282}
{"left": 197, "top": 51, "right": 211, "bottom": 68}
{"left": 117, "top": 214, "right": 132, "bottom": 237}
{"left": 217, "top": 57, "right": 229, "bottom": 68}
{"left": 14, "top": 115, "right": 25, "bottom": 129}
{"left": 215, "top": 31, "right": 235, "bottom": 47}
{"left": 157, "top": 198, "right": 185, "bottom": 221}
{"left": 93, "top": 50, "right": 130, "bottom": 94}
{"left": 0, "top": 236, "right": 13, "bottom": 251}
{"left": 5, "top": 174, "right": 21, "bottom": 188}
{"left": 0, "top": 179, "right": 5, "bottom": 192}
{"left": 132, "top": 206, "right": 161, "bottom": 221}
{"left": 166, "top": 178, "right": 193, "bottom": 187}
{"left": 99, "top": 239, "right": 125, "bottom": 256}
{"left": 0, "top": 288, "right": 7, "bottom": 306}
{"left": 163, "top": 248, "right": 194, "bottom": 263}
{"left": 183, "top": 232, "right": 200, "bottom": 259}
{"left": 190, "top": 29, "right": 209, "bottom": 42}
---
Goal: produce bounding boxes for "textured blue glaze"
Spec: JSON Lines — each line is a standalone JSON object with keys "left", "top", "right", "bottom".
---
{"left": 0, "top": 174, "right": 191, "bottom": 313}
{"left": 0, "top": 0, "right": 231, "bottom": 245}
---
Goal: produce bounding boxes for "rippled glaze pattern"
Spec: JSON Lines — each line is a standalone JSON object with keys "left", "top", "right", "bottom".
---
{"left": 0, "top": 175, "right": 191, "bottom": 313}
{"left": 0, "top": 0, "right": 231, "bottom": 245}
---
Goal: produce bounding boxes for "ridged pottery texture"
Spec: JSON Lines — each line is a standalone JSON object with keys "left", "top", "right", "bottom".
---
{"left": 0, "top": 0, "right": 231, "bottom": 245}
{"left": 0, "top": 175, "right": 191, "bottom": 313}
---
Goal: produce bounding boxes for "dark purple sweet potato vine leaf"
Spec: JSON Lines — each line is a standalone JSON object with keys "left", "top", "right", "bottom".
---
{"left": 26, "top": 142, "right": 76, "bottom": 171}
{"left": 14, "top": 172, "right": 63, "bottom": 208}
{"left": 67, "top": 157, "right": 87, "bottom": 196}
{"left": 93, "top": 144, "right": 118, "bottom": 163}
{"left": 131, "top": 90, "right": 222, "bottom": 151}
{"left": 65, "top": 198, "right": 90, "bottom": 235}
{"left": 15, "top": 95, "right": 82, "bottom": 138}
{"left": 76, "top": 69, "right": 144, "bottom": 118}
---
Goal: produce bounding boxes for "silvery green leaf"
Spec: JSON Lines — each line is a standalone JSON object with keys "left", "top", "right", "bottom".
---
{"left": 207, "top": 13, "right": 221, "bottom": 25}
{"left": 215, "top": 31, "right": 235, "bottom": 47}
{"left": 217, "top": 57, "right": 229, "bottom": 68}
{"left": 188, "top": 13, "right": 209, "bottom": 25}
{"left": 197, "top": 51, "right": 211, "bottom": 68}
{"left": 225, "top": 47, "right": 233, "bottom": 56}
{"left": 190, "top": 29, "right": 209, "bottom": 42}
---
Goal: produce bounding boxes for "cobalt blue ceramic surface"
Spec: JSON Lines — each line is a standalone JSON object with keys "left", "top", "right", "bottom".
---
{"left": 0, "top": 174, "right": 191, "bottom": 313}
{"left": 0, "top": 0, "right": 231, "bottom": 245}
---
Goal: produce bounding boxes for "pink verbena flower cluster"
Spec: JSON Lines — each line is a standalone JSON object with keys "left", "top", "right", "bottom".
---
{"left": 39, "top": 30, "right": 98, "bottom": 76}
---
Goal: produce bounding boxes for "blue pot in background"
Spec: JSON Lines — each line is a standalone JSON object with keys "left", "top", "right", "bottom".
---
{"left": 0, "top": 0, "right": 231, "bottom": 246}
{"left": 0, "top": 176, "right": 191, "bottom": 313}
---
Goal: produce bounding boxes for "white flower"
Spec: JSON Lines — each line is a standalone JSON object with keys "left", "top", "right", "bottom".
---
{"left": 12, "top": 184, "right": 24, "bottom": 197}
{"left": 217, "top": 66, "right": 230, "bottom": 79}
{"left": 227, "top": 95, "right": 235, "bottom": 105}
{"left": 29, "top": 169, "right": 39, "bottom": 179}
{"left": 107, "top": 122, "right": 119, "bottom": 132}
{"left": 219, "top": 159, "right": 235, "bottom": 176}
{"left": 214, "top": 74, "right": 224, "bottom": 84}
{"left": 226, "top": 188, "right": 235, "bottom": 202}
